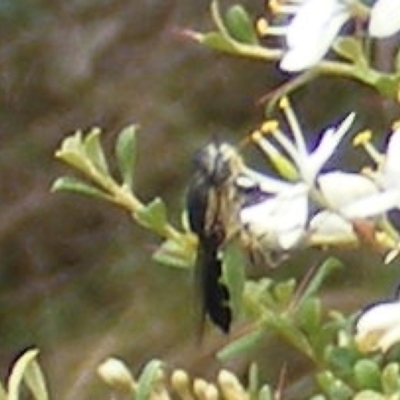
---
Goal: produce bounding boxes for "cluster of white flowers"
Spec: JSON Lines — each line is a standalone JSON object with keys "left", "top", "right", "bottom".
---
{"left": 239, "top": 98, "right": 400, "bottom": 263}
{"left": 237, "top": 99, "right": 400, "bottom": 353}
{"left": 260, "top": 0, "right": 400, "bottom": 71}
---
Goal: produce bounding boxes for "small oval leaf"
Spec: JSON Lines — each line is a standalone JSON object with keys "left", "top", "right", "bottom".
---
{"left": 153, "top": 238, "right": 193, "bottom": 268}
{"left": 222, "top": 243, "right": 246, "bottom": 317}
{"left": 225, "top": 4, "right": 258, "bottom": 44}
{"left": 24, "top": 358, "right": 49, "bottom": 400}
{"left": 136, "top": 360, "right": 164, "bottom": 400}
{"left": 84, "top": 128, "right": 109, "bottom": 174}
{"left": 333, "top": 37, "right": 365, "bottom": 65}
{"left": 201, "top": 32, "right": 237, "bottom": 53}
{"left": 296, "top": 257, "right": 342, "bottom": 308}
{"left": 51, "top": 176, "right": 109, "bottom": 200}
{"left": 115, "top": 125, "right": 138, "bottom": 190}
{"left": 217, "top": 327, "right": 267, "bottom": 361}
{"left": 353, "top": 359, "right": 381, "bottom": 391}
{"left": 381, "top": 362, "right": 400, "bottom": 395}
{"left": 135, "top": 198, "right": 168, "bottom": 233}
{"left": 8, "top": 349, "right": 40, "bottom": 400}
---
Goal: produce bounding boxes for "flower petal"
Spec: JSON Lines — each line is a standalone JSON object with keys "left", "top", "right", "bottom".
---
{"left": 355, "top": 300, "right": 400, "bottom": 353}
{"left": 318, "top": 171, "right": 378, "bottom": 209}
{"left": 243, "top": 168, "right": 292, "bottom": 193}
{"left": 240, "top": 183, "right": 308, "bottom": 250}
{"left": 306, "top": 113, "right": 355, "bottom": 182}
{"left": 280, "top": 0, "right": 350, "bottom": 71}
{"left": 341, "top": 188, "right": 400, "bottom": 219}
{"left": 369, "top": 0, "right": 400, "bottom": 38}
{"left": 309, "top": 210, "right": 357, "bottom": 243}
{"left": 382, "top": 128, "right": 400, "bottom": 188}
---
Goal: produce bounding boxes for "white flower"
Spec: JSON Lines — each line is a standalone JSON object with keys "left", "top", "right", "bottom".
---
{"left": 240, "top": 111, "right": 355, "bottom": 251}
{"left": 340, "top": 127, "right": 400, "bottom": 219}
{"left": 369, "top": 0, "right": 400, "bottom": 38}
{"left": 309, "top": 128, "right": 400, "bottom": 246}
{"left": 280, "top": 0, "right": 350, "bottom": 71}
{"left": 355, "top": 299, "right": 400, "bottom": 353}
{"left": 378, "top": 126, "right": 400, "bottom": 190}
{"left": 241, "top": 182, "right": 309, "bottom": 250}
{"left": 309, "top": 171, "right": 379, "bottom": 243}
{"left": 304, "top": 127, "right": 400, "bottom": 259}
{"left": 279, "top": 0, "right": 400, "bottom": 72}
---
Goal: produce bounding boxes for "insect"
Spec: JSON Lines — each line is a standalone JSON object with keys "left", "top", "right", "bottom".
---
{"left": 186, "top": 141, "right": 270, "bottom": 332}
{"left": 186, "top": 142, "right": 246, "bottom": 332}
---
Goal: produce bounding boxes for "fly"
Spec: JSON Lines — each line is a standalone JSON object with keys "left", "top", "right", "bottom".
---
{"left": 186, "top": 142, "right": 246, "bottom": 333}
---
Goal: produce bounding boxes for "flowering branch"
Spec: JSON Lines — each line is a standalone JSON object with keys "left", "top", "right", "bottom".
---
{"left": 184, "top": 0, "right": 400, "bottom": 101}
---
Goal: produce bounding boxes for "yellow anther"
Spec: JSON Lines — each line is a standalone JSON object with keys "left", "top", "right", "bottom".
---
{"left": 391, "top": 120, "right": 400, "bottom": 131}
{"left": 352, "top": 130, "right": 372, "bottom": 147}
{"left": 256, "top": 17, "right": 269, "bottom": 37}
{"left": 269, "top": 0, "right": 288, "bottom": 14}
{"left": 269, "top": 0, "right": 281, "bottom": 13}
{"left": 249, "top": 130, "right": 264, "bottom": 145}
{"left": 279, "top": 96, "right": 290, "bottom": 110}
{"left": 260, "top": 119, "right": 279, "bottom": 134}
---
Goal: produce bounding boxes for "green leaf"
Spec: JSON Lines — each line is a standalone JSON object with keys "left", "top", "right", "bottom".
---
{"left": 295, "top": 297, "right": 322, "bottom": 335}
{"left": 266, "top": 313, "right": 315, "bottom": 359}
{"left": 115, "top": 125, "right": 138, "bottom": 190}
{"left": 51, "top": 176, "right": 110, "bottom": 200}
{"left": 296, "top": 258, "right": 342, "bottom": 308}
{"left": 217, "top": 327, "right": 267, "bottom": 361}
{"left": 23, "top": 357, "right": 49, "bottom": 400}
{"left": 225, "top": 5, "right": 258, "bottom": 44}
{"left": 152, "top": 238, "right": 193, "bottom": 269}
{"left": 84, "top": 128, "right": 109, "bottom": 174}
{"left": 333, "top": 37, "right": 366, "bottom": 66}
{"left": 222, "top": 242, "right": 246, "bottom": 317}
{"left": 272, "top": 279, "right": 296, "bottom": 306}
{"left": 375, "top": 74, "right": 400, "bottom": 99}
{"left": 381, "top": 363, "right": 400, "bottom": 395}
{"left": 135, "top": 198, "right": 168, "bottom": 233}
{"left": 324, "top": 346, "right": 358, "bottom": 377}
{"left": 258, "top": 385, "right": 273, "bottom": 400}
{"left": 136, "top": 359, "right": 164, "bottom": 400}
{"left": 247, "top": 363, "right": 259, "bottom": 400}
{"left": 199, "top": 32, "right": 237, "bottom": 53}
{"left": 8, "top": 349, "right": 42, "bottom": 400}
{"left": 54, "top": 131, "right": 89, "bottom": 172}
{"left": 57, "top": 130, "right": 83, "bottom": 154}
{"left": 242, "top": 279, "right": 274, "bottom": 322}
{"left": 317, "top": 370, "right": 353, "bottom": 400}
{"left": 353, "top": 359, "right": 381, "bottom": 391}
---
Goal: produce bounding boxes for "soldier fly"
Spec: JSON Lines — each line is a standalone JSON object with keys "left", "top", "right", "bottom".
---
{"left": 187, "top": 142, "right": 269, "bottom": 333}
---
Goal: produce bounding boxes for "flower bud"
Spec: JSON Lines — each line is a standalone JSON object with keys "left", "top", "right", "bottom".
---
{"left": 97, "top": 357, "right": 136, "bottom": 393}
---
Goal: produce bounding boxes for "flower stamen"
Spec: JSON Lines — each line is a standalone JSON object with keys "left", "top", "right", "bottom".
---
{"left": 269, "top": 0, "right": 301, "bottom": 15}
{"left": 251, "top": 126, "right": 298, "bottom": 180}
{"left": 279, "top": 97, "right": 307, "bottom": 158}
{"left": 256, "top": 17, "right": 287, "bottom": 37}
{"left": 353, "top": 130, "right": 383, "bottom": 164}
{"left": 260, "top": 119, "right": 280, "bottom": 134}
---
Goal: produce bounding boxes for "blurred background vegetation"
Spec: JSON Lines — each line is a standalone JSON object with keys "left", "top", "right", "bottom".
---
{"left": 0, "top": 0, "right": 400, "bottom": 399}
